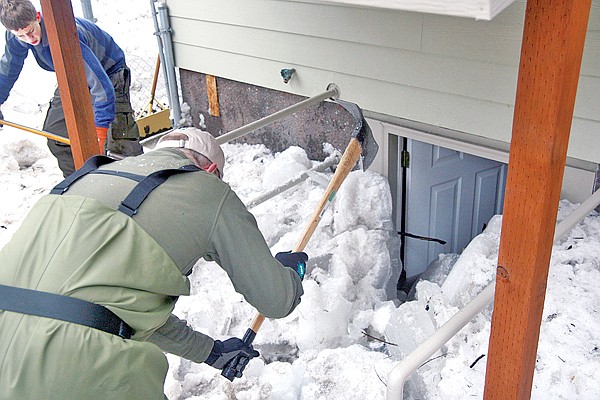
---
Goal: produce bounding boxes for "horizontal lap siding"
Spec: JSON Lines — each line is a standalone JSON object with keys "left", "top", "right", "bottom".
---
{"left": 285, "top": 0, "right": 516, "bottom": 20}
{"left": 165, "top": 0, "right": 600, "bottom": 164}
{"left": 166, "top": 1, "right": 423, "bottom": 50}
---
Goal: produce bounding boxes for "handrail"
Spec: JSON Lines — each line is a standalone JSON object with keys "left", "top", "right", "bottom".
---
{"left": 245, "top": 152, "right": 340, "bottom": 209}
{"left": 216, "top": 84, "right": 340, "bottom": 145}
{"left": 140, "top": 84, "right": 341, "bottom": 148}
{"left": 386, "top": 188, "right": 600, "bottom": 399}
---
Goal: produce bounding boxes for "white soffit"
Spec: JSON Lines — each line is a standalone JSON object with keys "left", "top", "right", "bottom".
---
{"left": 313, "top": 0, "right": 517, "bottom": 20}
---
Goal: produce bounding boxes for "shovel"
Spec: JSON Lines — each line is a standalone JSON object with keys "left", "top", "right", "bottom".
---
{"left": 219, "top": 85, "right": 378, "bottom": 168}
{"left": 221, "top": 99, "right": 379, "bottom": 381}
{"left": 135, "top": 55, "right": 172, "bottom": 138}
{"left": 0, "top": 118, "right": 71, "bottom": 145}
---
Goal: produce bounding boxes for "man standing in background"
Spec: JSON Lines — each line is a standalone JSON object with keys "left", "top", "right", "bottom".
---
{"left": 0, "top": 0, "right": 143, "bottom": 176}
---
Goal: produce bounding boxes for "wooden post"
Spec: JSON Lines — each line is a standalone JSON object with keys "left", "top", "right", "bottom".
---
{"left": 484, "top": 1, "right": 591, "bottom": 399}
{"left": 40, "top": 0, "right": 99, "bottom": 169}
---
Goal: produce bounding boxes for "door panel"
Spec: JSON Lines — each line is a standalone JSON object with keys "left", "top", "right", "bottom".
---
{"left": 429, "top": 178, "right": 461, "bottom": 263}
{"left": 402, "top": 139, "right": 507, "bottom": 277}
{"left": 471, "top": 165, "right": 507, "bottom": 237}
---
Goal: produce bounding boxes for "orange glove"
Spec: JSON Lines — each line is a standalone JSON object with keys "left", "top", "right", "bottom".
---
{"left": 96, "top": 126, "right": 108, "bottom": 154}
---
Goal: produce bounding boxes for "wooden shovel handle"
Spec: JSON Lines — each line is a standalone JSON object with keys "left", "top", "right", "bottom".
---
{"left": 0, "top": 119, "right": 71, "bottom": 145}
{"left": 249, "top": 137, "right": 363, "bottom": 334}
{"left": 293, "top": 138, "right": 363, "bottom": 251}
{"left": 150, "top": 55, "right": 161, "bottom": 104}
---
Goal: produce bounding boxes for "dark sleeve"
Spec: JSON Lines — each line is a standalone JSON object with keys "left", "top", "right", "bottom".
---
{"left": 146, "top": 314, "right": 214, "bottom": 364}
{"left": 206, "top": 189, "right": 303, "bottom": 319}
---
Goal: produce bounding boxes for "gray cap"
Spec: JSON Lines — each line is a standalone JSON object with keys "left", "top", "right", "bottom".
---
{"left": 155, "top": 127, "right": 225, "bottom": 177}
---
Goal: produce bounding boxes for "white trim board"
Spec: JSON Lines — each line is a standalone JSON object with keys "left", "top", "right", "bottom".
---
{"left": 385, "top": 124, "right": 509, "bottom": 164}
{"left": 369, "top": 112, "right": 597, "bottom": 172}
{"left": 310, "top": 0, "right": 517, "bottom": 20}
{"left": 379, "top": 121, "right": 597, "bottom": 203}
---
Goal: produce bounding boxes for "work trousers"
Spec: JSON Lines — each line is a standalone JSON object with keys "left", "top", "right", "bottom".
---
{"left": 45, "top": 66, "right": 143, "bottom": 177}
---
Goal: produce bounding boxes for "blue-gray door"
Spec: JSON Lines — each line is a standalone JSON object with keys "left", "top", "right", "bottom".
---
{"left": 402, "top": 139, "right": 507, "bottom": 277}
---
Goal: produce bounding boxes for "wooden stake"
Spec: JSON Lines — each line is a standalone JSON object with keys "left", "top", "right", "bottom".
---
{"left": 41, "top": 0, "right": 99, "bottom": 169}
{"left": 484, "top": 1, "right": 591, "bottom": 399}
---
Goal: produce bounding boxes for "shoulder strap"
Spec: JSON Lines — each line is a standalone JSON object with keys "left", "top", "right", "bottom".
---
{"left": 50, "top": 155, "right": 200, "bottom": 217}
{"left": 50, "top": 155, "right": 116, "bottom": 195}
{"left": 118, "top": 164, "right": 200, "bottom": 217}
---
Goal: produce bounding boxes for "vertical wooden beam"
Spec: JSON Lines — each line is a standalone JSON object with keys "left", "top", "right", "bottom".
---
{"left": 206, "top": 74, "right": 220, "bottom": 117}
{"left": 40, "top": 0, "right": 99, "bottom": 169}
{"left": 484, "top": 1, "right": 591, "bottom": 399}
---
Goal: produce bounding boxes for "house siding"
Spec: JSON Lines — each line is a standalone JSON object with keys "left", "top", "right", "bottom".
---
{"left": 165, "top": 0, "right": 600, "bottom": 164}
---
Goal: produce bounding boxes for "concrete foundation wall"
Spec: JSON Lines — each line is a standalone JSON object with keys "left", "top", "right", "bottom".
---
{"left": 180, "top": 69, "right": 355, "bottom": 161}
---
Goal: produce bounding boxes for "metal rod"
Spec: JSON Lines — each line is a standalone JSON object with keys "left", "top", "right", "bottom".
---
{"left": 553, "top": 189, "right": 600, "bottom": 241}
{"left": 215, "top": 83, "right": 340, "bottom": 145}
{"left": 246, "top": 153, "right": 340, "bottom": 209}
{"left": 387, "top": 284, "right": 495, "bottom": 399}
{"left": 141, "top": 85, "right": 340, "bottom": 148}
{"left": 386, "top": 188, "right": 600, "bottom": 399}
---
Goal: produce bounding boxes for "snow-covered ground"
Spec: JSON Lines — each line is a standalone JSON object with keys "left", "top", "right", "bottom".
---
{"left": 1, "top": 1, "right": 599, "bottom": 399}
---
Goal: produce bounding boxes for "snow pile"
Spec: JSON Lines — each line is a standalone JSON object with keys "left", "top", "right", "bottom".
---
{"left": 164, "top": 143, "right": 400, "bottom": 398}
{"left": 0, "top": 134, "right": 62, "bottom": 249}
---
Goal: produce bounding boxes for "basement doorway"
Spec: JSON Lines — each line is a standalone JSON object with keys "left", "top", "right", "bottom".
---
{"left": 386, "top": 126, "right": 508, "bottom": 281}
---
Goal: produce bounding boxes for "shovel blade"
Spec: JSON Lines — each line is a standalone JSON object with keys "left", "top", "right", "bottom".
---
{"left": 335, "top": 100, "right": 379, "bottom": 171}
{"left": 135, "top": 108, "right": 172, "bottom": 138}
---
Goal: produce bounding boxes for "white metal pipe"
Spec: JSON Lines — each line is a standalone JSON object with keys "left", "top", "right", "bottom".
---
{"left": 386, "top": 284, "right": 495, "bottom": 399}
{"left": 386, "top": 189, "right": 600, "bottom": 399}
{"left": 216, "top": 83, "right": 340, "bottom": 145}
{"left": 246, "top": 153, "right": 340, "bottom": 209}
{"left": 553, "top": 188, "right": 600, "bottom": 241}
{"left": 140, "top": 85, "right": 342, "bottom": 148}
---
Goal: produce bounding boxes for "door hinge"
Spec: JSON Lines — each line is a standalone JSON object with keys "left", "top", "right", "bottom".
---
{"left": 401, "top": 150, "right": 410, "bottom": 168}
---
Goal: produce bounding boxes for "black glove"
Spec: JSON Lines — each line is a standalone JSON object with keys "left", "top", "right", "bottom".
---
{"left": 205, "top": 337, "right": 259, "bottom": 371}
{"left": 0, "top": 109, "right": 4, "bottom": 127}
{"left": 275, "top": 251, "right": 308, "bottom": 280}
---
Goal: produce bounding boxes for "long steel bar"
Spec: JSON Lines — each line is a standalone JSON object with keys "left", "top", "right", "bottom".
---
{"left": 246, "top": 153, "right": 340, "bottom": 209}
{"left": 216, "top": 84, "right": 340, "bottom": 145}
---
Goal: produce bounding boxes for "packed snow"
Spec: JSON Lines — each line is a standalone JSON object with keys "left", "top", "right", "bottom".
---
{"left": 1, "top": 1, "right": 599, "bottom": 399}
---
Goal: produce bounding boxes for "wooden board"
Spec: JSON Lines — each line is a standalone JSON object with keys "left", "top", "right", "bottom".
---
{"left": 41, "top": 0, "right": 99, "bottom": 168}
{"left": 484, "top": 0, "right": 591, "bottom": 398}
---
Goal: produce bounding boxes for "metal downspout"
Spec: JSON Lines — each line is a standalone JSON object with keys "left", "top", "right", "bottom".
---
{"left": 152, "top": 1, "right": 181, "bottom": 128}
{"left": 149, "top": 1, "right": 169, "bottom": 99}
{"left": 79, "top": 0, "right": 95, "bottom": 22}
{"left": 386, "top": 188, "right": 600, "bottom": 399}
